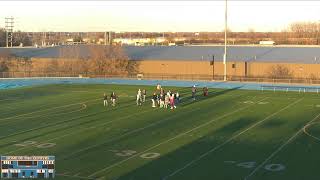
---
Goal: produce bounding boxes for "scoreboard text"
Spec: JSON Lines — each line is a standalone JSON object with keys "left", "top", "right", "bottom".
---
{"left": 0, "top": 156, "right": 55, "bottom": 179}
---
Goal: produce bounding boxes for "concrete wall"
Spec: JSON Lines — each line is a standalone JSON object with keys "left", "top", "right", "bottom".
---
{"left": 137, "top": 60, "right": 246, "bottom": 77}
{"left": 29, "top": 57, "right": 320, "bottom": 79}
{"left": 137, "top": 60, "right": 320, "bottom": 79}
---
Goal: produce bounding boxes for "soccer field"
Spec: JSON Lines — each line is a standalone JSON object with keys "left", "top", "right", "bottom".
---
{"left": 1, "top": 84, "right": 320, "bottom": 180}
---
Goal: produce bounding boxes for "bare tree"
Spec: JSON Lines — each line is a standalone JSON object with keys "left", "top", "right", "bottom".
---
{"left": 0, "top": 49, "right": 14, "bottom": 72}
{"left": 267, "top": 65, "right": 293, "bottom": 79}
{"left": 87, "top": 45, "right": 137, "bottom": 75}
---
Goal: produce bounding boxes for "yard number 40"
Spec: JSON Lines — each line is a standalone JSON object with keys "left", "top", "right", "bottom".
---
{"left": 226, "top": 161, "right": 285, "bottom": 172}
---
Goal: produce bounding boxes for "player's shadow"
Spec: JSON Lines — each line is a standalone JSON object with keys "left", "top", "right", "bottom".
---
{"left": 180, "top": 86, "right": 244, "bottom": 107}
{"left": 112, "top": 116, "right": 275, "bottom": 180}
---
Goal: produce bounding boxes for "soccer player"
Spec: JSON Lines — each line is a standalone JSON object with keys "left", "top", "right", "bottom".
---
{"left": 142, "top": 89, "right": 147, "bottom": 103}
{"left": 160, "top": 88, "right": 165, "bottom": 95}
{"left": 170, "top": 94, "right": 176, "bottom": 109}
{"left": 156, "top": 93, "right": 160, "bottom": 106}
{"left": 110, "top": 92, "right": 117, "bottom": 106}
{"left": 159, "top": 93, "right": 165, "bottom": 108}
{"left": 103, "top": 93, "right": 108, "bottom": 107}
{"left": 152, "top": 92, "right": 157, "bottom": 108}
{"left": 192, "top": 85, "right": 197, "bottom": 101}
{"left": 136, "top": 89, "right": 142, "bottom": 106}
{"left": 203, "top": 86, "right": 209, "bottom": 96}
{"left": 175, "top": 92, "right": 180, "bottom": 104}
{"left": 164, "top": 94, "right": 169, "bottom": 108}
{"left": 157, "top": 83, "right": 161, "bottom": 91}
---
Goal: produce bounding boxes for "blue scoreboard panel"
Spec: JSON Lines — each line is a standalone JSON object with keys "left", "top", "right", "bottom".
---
{"left": 0, "top": 156, "right": 55, "bottom": 179}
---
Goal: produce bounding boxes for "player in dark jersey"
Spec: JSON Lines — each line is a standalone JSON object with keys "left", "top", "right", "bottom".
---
{"left": 175, "top": 91, "right": 180, "bottom": 104}
{"left": 152, "top": 92, "right": 157, "bottom": 107}
{"left": 103, "top": 93, "right": 108, "bottom": 107}
{"left": 142, "top": 89, "right": 147, "bottom": 103}
{"left": 192, "top": 85, "right": 197, "bottom": 101}
{"left": 110, "top": 92, "right": 117, "bottom": 106}
{"left": 159, "top": 93, "right": 165, "bottom": 108}
{"left": 203, "top": 86, "right": 209, "bottom": 96}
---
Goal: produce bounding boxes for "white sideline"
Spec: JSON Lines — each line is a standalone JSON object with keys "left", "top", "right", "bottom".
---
{"left": 162, "top": 98, "right": 303, "bottom": 180}
{"left": 87, "top": 97, "right": 269, "bottom": 178}
{"left": 244, "top": 112, "right": 320, "bottom": 180}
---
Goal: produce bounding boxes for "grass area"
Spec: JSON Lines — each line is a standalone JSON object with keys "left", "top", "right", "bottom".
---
{"left": 1, "top": 84, "right": 320, "bottom": 180}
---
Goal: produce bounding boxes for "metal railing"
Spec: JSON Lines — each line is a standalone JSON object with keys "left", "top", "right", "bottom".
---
{"left": 1, "top": 71, "right": 320, "bottom": 85}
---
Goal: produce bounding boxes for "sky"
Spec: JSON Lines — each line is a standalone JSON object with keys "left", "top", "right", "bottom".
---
{"left": 0, "top": 1, "right": 320, "bottom": 32}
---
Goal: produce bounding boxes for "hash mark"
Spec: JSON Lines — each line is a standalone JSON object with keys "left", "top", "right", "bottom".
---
{"left": 224, "top": 161, "right": 236, "bottom": 164}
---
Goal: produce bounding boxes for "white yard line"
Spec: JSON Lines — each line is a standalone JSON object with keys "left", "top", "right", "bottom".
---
{"left": 0, "top": 98, "right": 100, "bottom": 121}
{"left": 61, "top": 107, "right": 200, "bottom": 160}
{"left": 0, "top": 98, "right": 18, "bottom": 102}
{"left": 162, "top": 98, "right": 303, "bottom": 180}
{"left": 88, "top": 97, "right": 269, "bottom": 178}
{"left": 0, "top": 103, "right": 87, "bottom": 126}
{"left": 4, "top": 108, "right": 156, "bottom": 155}
{"left": 0, "top": 99, "right": 134, "bottom": 140}
{"left": 56, "top": 173, "right": 94, "bottom": 180}
{"left": 61, "top": 93, "right": 248, "bottom": 161}
{"left": 244, "top": 110, "right": 320, "bottom": 180}
{"left": 0, "top": 105, "right": 94, "bottom": 140}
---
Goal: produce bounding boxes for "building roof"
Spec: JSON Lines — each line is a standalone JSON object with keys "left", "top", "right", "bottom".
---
{"left": 1, "top": 45, "right": 320, "bottom": 64}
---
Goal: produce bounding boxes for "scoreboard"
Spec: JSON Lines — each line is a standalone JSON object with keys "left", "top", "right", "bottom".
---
{"left": 0, "top": 156, "right": 55, "bottom": 179}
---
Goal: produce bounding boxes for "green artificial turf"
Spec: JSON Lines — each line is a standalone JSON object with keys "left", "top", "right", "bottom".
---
{"left": 1, "top": 84, "right": 320, "bottom": 180}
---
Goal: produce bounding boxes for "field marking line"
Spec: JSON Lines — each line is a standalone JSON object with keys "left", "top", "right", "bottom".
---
{"left": 87, "top": 97, "right": 269, "bottom": 178}
{"left": 61, "top": 107, "right": 201, "bottom": 161}
{"left": 61, "top": 93, "right": 248, "bottom": 160}
{"left": 4, "top": 90, "right": 242, "bottom": 155}
{"left": 0, "top": 103, "right": 88, "bottom": 126}
{"left": 244, "top": 109, "right": 320, "bottom": 180}
{"left": 0, "top": 95, "right": 138, "bottom": 136}
{"left": 22, "top": 103, "right": 87, "bottom": 118}
{"left": 303, "top": 122, "right": 320, "bottom": 142}
{"left": 0, "top": 103, "right": 98, "bottom": 140}
{"left": 56, "top": 173, "right": 94, "bottom": 180}
{"left": 162, "top": 98, "right": 303, "bottom": 180}
{"left": 0, "top": 98, "right": 142, "bottom": 141}
{"left": 0, "top": 98, "right": 19, "bottom": 102}
{"left": 71, "top": 91, "right": 89, "bottom": 93}
{"left": 4, "top": 108, "right": 156, "bottom": 155}
{"left": 0, "top": 98, "right": 100, "bottom": 121}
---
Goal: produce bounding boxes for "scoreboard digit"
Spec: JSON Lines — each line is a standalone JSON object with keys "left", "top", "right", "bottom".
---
{"left": 0, "top": 156, "right": 55, "bottom": 179}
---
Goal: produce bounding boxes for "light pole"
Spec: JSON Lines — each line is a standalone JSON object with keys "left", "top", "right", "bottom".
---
{"left": 161, "top": 63, "right": 167, "bottom": 80}
{"left": 223, "top": 0, "right": 228, "bottom": 81}
{"left": 317, "top": 20, "right": 320, "bottom": 45}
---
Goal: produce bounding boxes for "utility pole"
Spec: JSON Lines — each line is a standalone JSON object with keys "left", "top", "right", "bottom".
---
{"left": 108, "top": 31, "right": 112, "bottom": 45}
{"left": 5, "top": 17, "right": 14, "bottom": 48}
{"left": 211, "top": 55, "right": 215, "bottom": 81}
{"left": 317, "top": 20, "right": 320, "bottom": 45}
{"left": 104, "top": 31, "right": 107, "bottom": 45}
{"left": 223, "top": 0, "right": 228, "bottom": 81}
{"left": 43, "top": 32, "right": 46, "bottom": 46}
